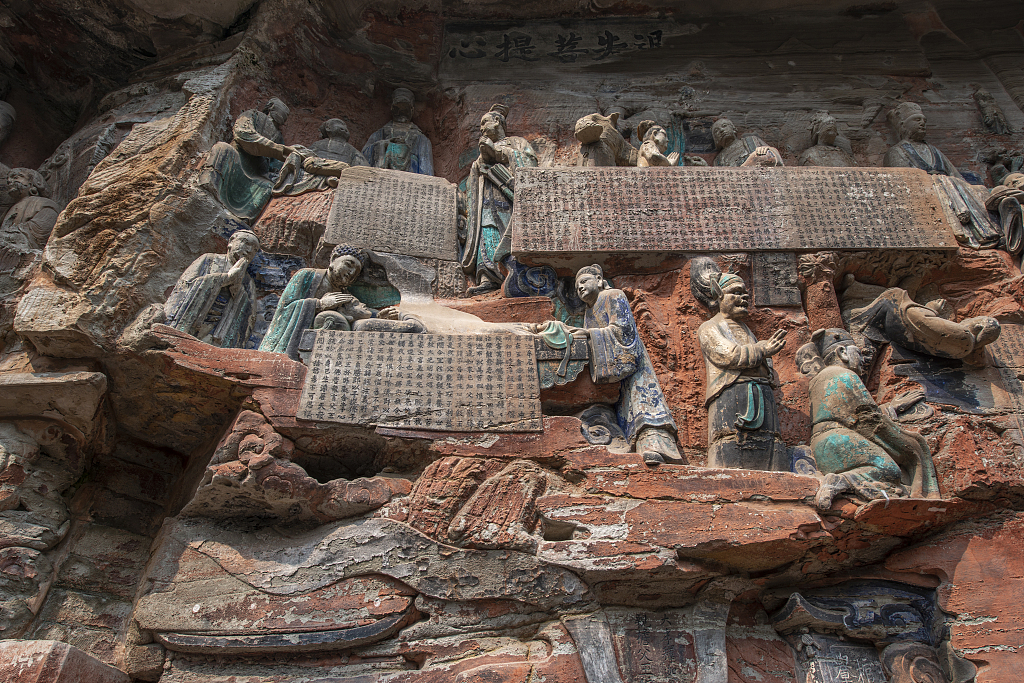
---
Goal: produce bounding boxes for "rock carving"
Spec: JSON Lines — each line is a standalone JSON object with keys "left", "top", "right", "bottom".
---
{"left": 0, "top": 168, "right": 59, "bottom": 253}
{"left": 361, "top": 88, "right": 434, "bottom": 175}
{"left": 712, "top": 117, "right": 783, "bottom": 167}
{"left": 798, "top": 110, "right": 857, "bottom": 167}
{"left": 163, "top": 229, "right": 260, "bottom": 348}
{"left": 693, "top": 258, "right": 788, "bottom": 470}
{"left": 461, "top": 103, "right": 538, "bottom": 294}
{"left": 798, "top": 328, "right": 940, "bottom": 509}
{"left": 574, "top": 112, "right": 639, "bottom": 167}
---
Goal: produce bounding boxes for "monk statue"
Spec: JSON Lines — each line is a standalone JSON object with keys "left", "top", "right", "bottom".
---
{"left": 0, "top": 168, "right": 61, "bottom": 253}
{"left": 798, "top": 328, "right": 940, "bottom": 509}
{"left": 461, "top": 103, "right": 538, "bottom": 295}
{"left": 202, "top": 98, "right": 296, "bottom": 220}
{"left": 883, "top": 101, "right": 1009, "bottom": 249}
{"left": 840, "top": 275, "right": 1000, "bottom": 362}
{"left": 259, "top": 244, "right": 423, "bottom": 360}
{"left": 163, "top": 230, "right": 261, "bottom": 349}
{"left": 798, "top": 111, "right": 857, "bottom": 167}
{"left": 307, "top": 118, "right": 369, "bottom": 168}
{"left": 537, "top": 264, "right": 682, "bottom": 466}
{"left": 361, "top": 88, "right": 434, "bottom": 175}
{"left": 693, "top": 259, "right": 789, "bottom": 470}
{"left": 712, "top": 118, "right": 783, "bottom": 167}
{"left": 636, "top": 120, "right": 680, "bottom": 167}
{"left": 271, "top": 117, "right": 368, "bottom": 197}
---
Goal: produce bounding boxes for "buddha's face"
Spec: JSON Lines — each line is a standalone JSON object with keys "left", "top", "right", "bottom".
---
{"left": 903, "top": 112, "right": 927, "bottom": 141}
{"left": 328, "top": 254, "right": 362, "bottom": 288}
{"left": 650, "top": 126, "right": 669, "bottom": 150}
{"left": 718, "top": 280, "right": 749, "bottom": 319}
{"left": 575, "top": 271, "right": 604, "bottom": 306}
{"left": 712, "top": 119, "right": 737, "bottom": 149}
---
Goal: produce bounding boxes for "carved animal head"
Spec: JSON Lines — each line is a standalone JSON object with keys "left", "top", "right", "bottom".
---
{"left": 574, "top": 112, "right": 619, "bottom": 144}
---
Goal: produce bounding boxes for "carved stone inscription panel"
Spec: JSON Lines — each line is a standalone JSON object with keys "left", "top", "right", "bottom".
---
{"left": 987, "top": 323, "right": 1024, "bottom": 368}
{"left": 298, "top": 331, "right": 542, "bottom": 432}
{"left": 324, "top": 167, "right": 458, "bottom": 260}
{"left": 794, "top": 635, "right": 886, "bottom": 683}
{"left": 752, "top": 252, "right": 802, "bottom": 307}
{"left": 511, "top": 167, "right": 956, "bottom": 256}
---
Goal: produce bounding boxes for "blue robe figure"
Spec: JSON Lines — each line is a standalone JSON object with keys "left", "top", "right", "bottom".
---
{"left": 573, "top": 265, "right": 682, "bottom": 465}
{"left": 361, "top": 88, "right": 433, "bottom": 176}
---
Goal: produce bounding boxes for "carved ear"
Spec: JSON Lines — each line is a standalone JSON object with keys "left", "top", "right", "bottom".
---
{"left": 609, "top": 111, "right": 619, "bottom": 126}
{"left": 710, "top": 275, "right": 724, "bottom": 303}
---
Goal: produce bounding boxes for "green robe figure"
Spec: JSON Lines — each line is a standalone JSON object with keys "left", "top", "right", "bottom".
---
{"left": 461, "top": 103, "right": 537, "bottom": 294}
{"left": 259, "top": 245, "right": 400, "bottom": 360}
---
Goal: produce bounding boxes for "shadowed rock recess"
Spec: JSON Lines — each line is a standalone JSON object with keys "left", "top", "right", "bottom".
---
{"left": 3, "top": 0, "right": 1024, "bottom": 681}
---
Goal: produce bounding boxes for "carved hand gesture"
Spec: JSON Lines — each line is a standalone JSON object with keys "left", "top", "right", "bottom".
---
{"left": 756, "top": 329, "right": 787, "bottom": 357}
{"left": 378, "top": 305, "right": 401, "bottom": 321}
{"left": 319, "top": 292, "right": 356, "bottom": 311}
{"left": 667, "top": 152, "right": 680, "bottom": 166}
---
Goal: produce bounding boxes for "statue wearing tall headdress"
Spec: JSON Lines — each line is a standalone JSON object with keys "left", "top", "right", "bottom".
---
{"left": 461, "top": 103, "right": 538, "bottom": 294}
{"left": 798, "top": 111, "right": 857, "bottom": 167}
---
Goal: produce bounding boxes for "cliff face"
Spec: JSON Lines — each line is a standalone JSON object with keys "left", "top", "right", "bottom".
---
{"left": 1, "top": 1, "right": 1024, "bottom": 682}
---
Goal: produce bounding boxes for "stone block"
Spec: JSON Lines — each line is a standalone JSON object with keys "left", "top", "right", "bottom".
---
{"left": 0, "top": 371, "right": 106, "bottom": 439}
{"left": 0, "top": 639, "right": 129, "bottom": 682}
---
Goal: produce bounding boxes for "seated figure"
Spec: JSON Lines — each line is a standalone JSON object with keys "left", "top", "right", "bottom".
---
{"left": 164, "top": 230, "right": 260, "bottom": 348}
{"left": 202, "top": 98, "right": 295, "bottom": 220}
{"left": 259, "top": 245, "right": 422, "bottom": 360}
{"left": 0, "top": 168, "right": 60, "bottom": 253}
{"left": 362, "top": 88, "right": 434, "bottom": 175}
{"left": 541, "top": 264, "right": 682, "bottom": 465}
{"left": 798, "top": 111, "right": 857, "bottom": 167}
{"left": 692, "top": 259, "right": 789, "bottom": 470}
{"left": 798, "top": 328, "right": 940, "bottom": 509}
{"left": 636, "top": 121, "right": 680, "bottom": 167}
{"left": 272, "top": 118, "right": 369, "bottom": 197}
{"left": 712, "top": 118, "right": 783, "bottom": 167}
{"left": 884, "top": 101, "right": 1010, "bottom": 249}
{"left": 840, "top": 275, "right": 1000, "bottom": 361}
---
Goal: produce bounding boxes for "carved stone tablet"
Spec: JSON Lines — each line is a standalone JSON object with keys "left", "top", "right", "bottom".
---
{"left": 297, "top": 331, "right": 542, "bottom": 432}
{"left": 986, "top": 323, "right": 1024, "bottom": 368}
{"left": 324, "top": 167, "right": 457, "bottom": 260}
{"left": 752, "top": 252, "right": 801, "bottom": 307}
{"left": 511, "top": 167, "right": 957, "bottom": 259}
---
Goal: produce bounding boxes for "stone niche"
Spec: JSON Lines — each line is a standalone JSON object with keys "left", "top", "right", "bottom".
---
{"left": 1, "top": 0, "right": 1024, "bottom": 682}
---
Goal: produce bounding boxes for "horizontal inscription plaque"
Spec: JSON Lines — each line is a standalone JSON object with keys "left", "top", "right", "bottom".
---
{"left": 510, "top": 166, "right": 957, "bottom": 255}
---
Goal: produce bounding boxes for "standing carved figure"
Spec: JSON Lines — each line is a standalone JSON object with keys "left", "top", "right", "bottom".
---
{"left": 712, "top": 118, "right": 783, "bottom": 167}
{"left": 164, "top": 230, "right": 261, "bottom": 349}
{"left": 461, "top": 103, "right": 538, "bottom": 294}
{"left": 556, "top": 264, "right": 682, "bottom": 465}
{"left": 636, "top": 120, "right": 680, "bottom": 167}
{"left": 884, "top": 101, "right": 1008, "bottom": 249}
{"left": 798, "top": 111, "right": 857, "bottom": 167}
{"left": 362, "top": 88, "right": 434, "bottom": 175}
{"left": 203, "top": 98, "right": 295, "bottom": 220}
{"left": 799, "top": 328, "right": 940, "bottom": 510}
{"left": 693, "top": 259, "right": 788, "bottom": 470}
{"left": 0, "top": 168, "right": 60, "bottom": 252}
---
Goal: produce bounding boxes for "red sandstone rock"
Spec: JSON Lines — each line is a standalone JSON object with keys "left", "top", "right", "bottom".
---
{"left": 0, "top": 639, "right": 129, "bottom": 682}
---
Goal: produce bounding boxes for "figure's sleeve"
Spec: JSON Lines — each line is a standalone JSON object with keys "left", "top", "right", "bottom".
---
{"left": 698, "top": 323, "right": 766, "bottom": 370}
{"left": 361, "top": 129, "right": 384, "bottom": 164}
{"left": 587, "top": 294, "right": 640, "bottom": 384}
{"left": 418, "top": 135, "right": 434, "bottom": 176}
{"left": 233, "top": 112, "right": 287, "bottom": 162}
